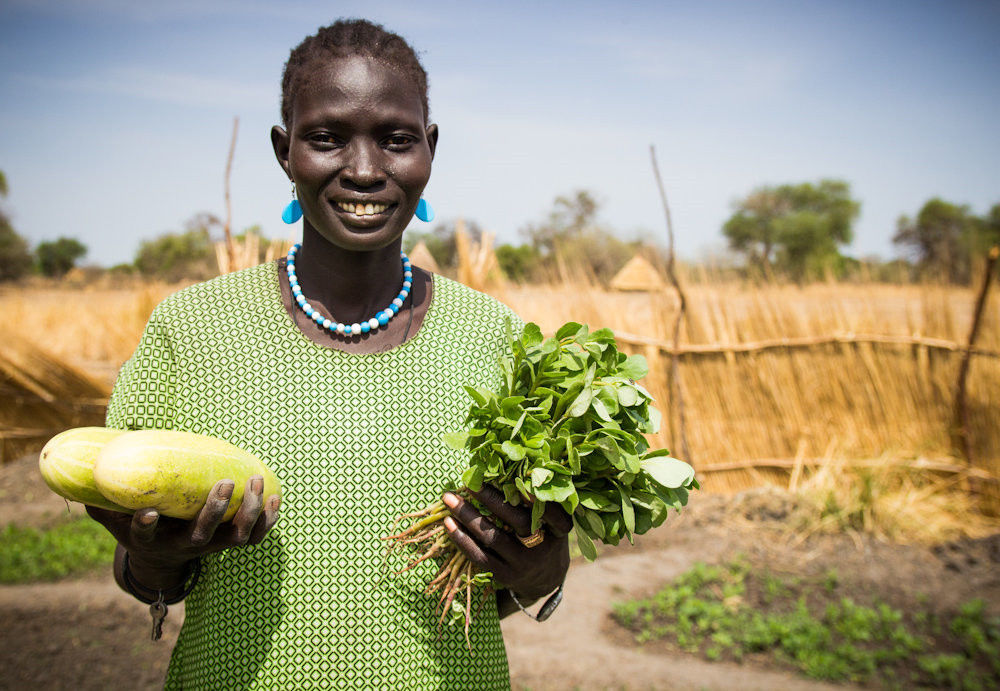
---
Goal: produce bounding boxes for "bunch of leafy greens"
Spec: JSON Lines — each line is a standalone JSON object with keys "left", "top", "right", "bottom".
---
{"left": 443, "top": 320, "right": 698, "bottom": 559}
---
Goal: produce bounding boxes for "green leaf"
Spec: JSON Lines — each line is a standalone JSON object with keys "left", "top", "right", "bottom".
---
{"left": 644, "top": 405, "right": 662, "bottom": 434}
{"left": 581, "top": 508, "right": 605, "bottom": 539}
{"left": 522, "top": 322, "right": 544, "bottom": 347}
{"left": 499, "top": 440, "right": 526, "bottom": 461}
{"left": 590, "top": 396, "right": 612, "bottom": 422}
{"left": 579, "top": 489, "right": 618, "bottom": 512}
{"left": 442, "top": 430, "right": 469, "bottom": 450}
{"left": 618, "top": 484, "right": 635, "bottom": 537}
{"left": 461, "top": 464, "right": 485, "bottom": 491}
{"left": 640, "top": 456, "right": 696, "bottom": 489}
{"left": 617, "top": 385, "right": 639, "bottom": 407}
{"left": 530, "top": 498, "right": 546, "bottom": 533}
{"left": 567, "top": 387, "right": 593, "bottom": 418}
{"left": 619, "top": 354, "right": 649, "bottom": 380}
{"left": 511, "top": 410, "right": 528, "bottom": 438}
{"left": 530, "top": 467, "right": 553, "bottom": 487}
{"left": 573, "top": 517, "right": 598, "bottom": 560}
{"left": 556, "top": 321, "right": 583, "bottom": 340}
{"left": 463, "top": 385, "right": 490, "bottom": 407}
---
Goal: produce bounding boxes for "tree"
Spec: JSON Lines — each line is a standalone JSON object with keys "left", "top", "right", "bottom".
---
{"left": 35, "top": 237, "right": 88, "bottom": 277}
{"left": 134, "top": 213, "right": 220, "bottom": 281}
{"left": 723, "top": 179, "right": 860, "bottom": 280}
{"left": 519, "top": 190, "right": 639, "bottom": 283}
{"left": 892, "top": 198, "right": 980, "bottom": 283}
{"left": 0, "top": 170, "right": 33, "bottom": 282}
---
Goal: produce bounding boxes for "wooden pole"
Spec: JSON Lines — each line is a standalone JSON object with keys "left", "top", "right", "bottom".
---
{"left": 222, "top": 116, "right": 239, "bottom": 273}
{"left": 952, "top": 245, "right": 999, "bottom": 462}
{"left": 650, "top": 145, "right": 692, "bottom": 464}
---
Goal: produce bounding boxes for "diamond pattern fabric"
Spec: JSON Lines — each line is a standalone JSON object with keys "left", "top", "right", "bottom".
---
{"left": 106, "top": 261, "right": 519, "bottom": 689}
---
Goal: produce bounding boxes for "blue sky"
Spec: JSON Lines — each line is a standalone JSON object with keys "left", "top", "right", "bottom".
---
{"left": 1, "top": 0, "right": 998, "bottom": 267}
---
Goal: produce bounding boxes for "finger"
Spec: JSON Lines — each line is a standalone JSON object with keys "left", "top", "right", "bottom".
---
{"left": 468, "top": 485, "right": 531, "bottom": 536}
{"left": 542, "top": 502, "right": 574, "bottom": 538}
{"left": 230, "top": 475, "right": 264, "bottom": 544}
{"left": 443, "top": 492, "right": 519, "bottom": 560}
{"left": 444, "top": 516, "right": 499, "bottom": 575}
{"left": 189, "top": 479, "right": 235, "bottom": 547}
{"left": 246, "top": 495, "right": 281, "bottom": 546}
{"left": 130, "top": 508, "right": 160, "bottom": 543}
{"left": 85, "top": 504, "right": 133, "bottom": 542}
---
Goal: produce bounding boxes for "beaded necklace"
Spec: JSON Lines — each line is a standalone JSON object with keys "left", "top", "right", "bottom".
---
{"left": 286, "top": 243, "right": 412, "bottom": 337}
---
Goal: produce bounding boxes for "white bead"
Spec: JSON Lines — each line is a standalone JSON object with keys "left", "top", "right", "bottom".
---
{"left": 336, "top": 323, "right": 346, "bottom": 334}
{"left": 368, "top": 318, "right": 379, "bottom": 330}
{"left": 392, "top": 298, "right": 403, "bottom": 308}
{"left": 402, "top": 280, "right": 411, "bottom": 289}
{"left": 322, "top": 319, "right": 331, "bottom": 329}
{"left": 351, "top": 323, "right": 361, "bottom": 335}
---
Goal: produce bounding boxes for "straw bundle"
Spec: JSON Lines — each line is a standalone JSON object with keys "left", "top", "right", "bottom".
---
{"left": 454, "top": 220, "right": 504, "bottom": 292}
{"left": 0, "top": 329, "right": 110, "bottom": 463}
{"left": 408, "top": 241, "right": 441, "bottom": 274}
{"left": 610, "top": 254, "right": 666, "bottom": 292}
{"left": 215, "top": 235, "right": 293, "bottom": 275}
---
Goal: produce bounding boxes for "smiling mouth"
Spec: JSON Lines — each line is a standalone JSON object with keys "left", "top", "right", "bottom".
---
{"left": 334, "top": 200, "right": 392, "bottom": 217}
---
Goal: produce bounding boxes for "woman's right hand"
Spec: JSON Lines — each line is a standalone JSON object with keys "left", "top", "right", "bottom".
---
{"left": 85, "top": 475, "right": 281, "bottom": 589}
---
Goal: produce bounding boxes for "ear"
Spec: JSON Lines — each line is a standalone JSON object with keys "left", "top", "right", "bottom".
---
{"left": 271, "top": 125, "right": 292, "bottom": 179}
{"left": 425, "top": 124, "right": 439, "bottom": 161}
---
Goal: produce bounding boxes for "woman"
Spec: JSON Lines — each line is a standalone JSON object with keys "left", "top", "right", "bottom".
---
{"left": 87, "top": 19, "right": 570, "bottom": 689}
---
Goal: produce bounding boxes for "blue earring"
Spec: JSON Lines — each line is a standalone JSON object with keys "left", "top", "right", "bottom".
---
{"left": 415, "top": 197, "right": 435, "bottom": 223}
{"left": 282, "top": 184, "right": 303, "bottom": 224}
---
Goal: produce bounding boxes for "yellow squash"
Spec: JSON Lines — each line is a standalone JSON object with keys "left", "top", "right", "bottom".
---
{"left": 93, "top": 429, "right": 281, "bottom": 521}
{"left": 38, "top": 426, "right": 133, "bottom": 512}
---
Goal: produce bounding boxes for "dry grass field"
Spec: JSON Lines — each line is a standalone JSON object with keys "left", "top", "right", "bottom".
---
{"left": 3, "top": 269, "right": 999, "bottom": 540}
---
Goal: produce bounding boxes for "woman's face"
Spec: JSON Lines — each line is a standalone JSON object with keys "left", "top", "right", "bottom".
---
{"left": 272, "top": 55, "right": 437, "bottom": 253}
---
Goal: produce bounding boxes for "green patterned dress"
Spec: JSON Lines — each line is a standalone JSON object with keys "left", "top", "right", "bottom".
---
{"left": 105, "top": 261, "right": 517, "bottom": 689}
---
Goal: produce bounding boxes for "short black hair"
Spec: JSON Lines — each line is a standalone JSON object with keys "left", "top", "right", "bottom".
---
{"left": 280, "top": 19, "right": 430, "bottom": 128}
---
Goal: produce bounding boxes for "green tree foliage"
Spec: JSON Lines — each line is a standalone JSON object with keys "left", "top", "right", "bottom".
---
{"left": 723, "top": 180, "right": 860, "bottom": 281}
{"left": 494, "top": 243, "right": 541, "bottom": 282}
{"left": 0, "top": 170, "right": 33, "bottom": 282}
{"left": 892, "top": 198, "right": 985, "bottom": 283}
{"left": 520, "top": 189, "right": 639, "bottom": 283}
{"left": 134, "top": 213, "right": 219, "bottom": 281}
{"left": 35, "top": 237, "right": 88, "bottom": 277}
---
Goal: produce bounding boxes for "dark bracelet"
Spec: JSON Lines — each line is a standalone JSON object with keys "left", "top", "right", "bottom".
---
{"left": 122, "top": 551, "right": 202, "bottom": 606}
{"left": 509, "top": 584, "right": 564, "bottom": 622}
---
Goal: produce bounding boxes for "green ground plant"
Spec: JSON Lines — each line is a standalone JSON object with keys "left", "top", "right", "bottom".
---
{"left": 612, "top": 557, "right": 1000, "bottom": 689}
{"left": 0, "top": 517, "right": 116, "bottom": 583}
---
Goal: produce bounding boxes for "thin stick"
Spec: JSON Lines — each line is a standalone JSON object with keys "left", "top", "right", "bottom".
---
{"left": 952, "top": 246, "right": 999, "bottom": 463}
{"left": 222, "top": 116, "right": 239, "bottom": 274}
{"left": 650, "top": 144, "right": 692, "bottom": 464}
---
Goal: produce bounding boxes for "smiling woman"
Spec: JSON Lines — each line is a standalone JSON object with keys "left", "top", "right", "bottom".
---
{"left": 83, "top": 18, "right": 570, "bottom": 690}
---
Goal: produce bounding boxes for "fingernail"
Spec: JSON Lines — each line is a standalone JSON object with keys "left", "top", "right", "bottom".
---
{"left": 442, "top": 492, "right": 459, "bottom": 509}
{"left": 252, "top": 477, "right": 263, "bottom": 494}
{"left": 269, "top": 496, "right": 281, "bottom": 511}
{"left": 217, "top": 481, "right": 235, "bottom": 500}
{"left": 139, "top": 511, "right": 157, "bottom": 526}
{"left": 443, "top": 516, "right": 457, "bottom": 531}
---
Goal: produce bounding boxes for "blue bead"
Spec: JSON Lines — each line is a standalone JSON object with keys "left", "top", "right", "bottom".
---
{"left": 390, "top": 304, "right": 400, "bottom": 314}
{"left": 398, "top": 291, "right": 407, "bottom": 301}
{"left": 377, "top": 313, "right": 389, "bottom": 325}
{"left": 361, "top": 322, "right": 371, "bottom": 333}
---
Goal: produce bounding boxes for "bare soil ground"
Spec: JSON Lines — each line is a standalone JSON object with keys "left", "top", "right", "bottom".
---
{"left": 3, "top": 452, "right": 998, "bottom": 690}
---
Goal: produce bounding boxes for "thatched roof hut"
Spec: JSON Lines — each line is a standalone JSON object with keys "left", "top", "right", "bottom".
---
{"left": 408, "top": 241, "right": 441, "bottom": 274}
{"left": 0, "top": 331, "right": 109, "bottom": 463}
{"left": 610, "top": 254, "right": 666, "bottom": 291}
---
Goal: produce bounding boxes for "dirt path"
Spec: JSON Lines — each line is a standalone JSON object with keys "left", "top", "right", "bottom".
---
{"left": 3, "top": 453, "right": 998, "bottom": 689}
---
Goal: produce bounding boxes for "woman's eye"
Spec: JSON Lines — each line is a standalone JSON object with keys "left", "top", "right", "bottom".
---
{"left": 310, "top": 133, "right": 341, "bottom": 147}
{"left": 384, "top": 134, "right": 414, "bottom": 150}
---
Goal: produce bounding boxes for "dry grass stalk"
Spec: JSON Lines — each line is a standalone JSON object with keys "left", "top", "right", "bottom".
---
{"left": 454, "top": 220, "right": 504, "bottom": 292}
{"left": 215, "top": 235, "right": 293, "bottom": 275}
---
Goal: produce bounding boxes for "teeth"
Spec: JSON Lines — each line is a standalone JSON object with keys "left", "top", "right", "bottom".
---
{"left": 337, "top": 201, "right": 389, "bottom": 216}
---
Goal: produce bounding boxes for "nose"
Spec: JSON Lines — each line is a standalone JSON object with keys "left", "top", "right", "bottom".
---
{"left": 341, "top": 139, "right": 385, "bottom": 189}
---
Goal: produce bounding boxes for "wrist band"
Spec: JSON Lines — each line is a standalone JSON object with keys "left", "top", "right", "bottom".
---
{"left": 122, "top": 551, "right": 202, "bottom": 605}
{"left": 509, "top": 584, "right": 564, "bottom": 622}
{"left": 122, "top": 552, "right": 202, "bottom": 641}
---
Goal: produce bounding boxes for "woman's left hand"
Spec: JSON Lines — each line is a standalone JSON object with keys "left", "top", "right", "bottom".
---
{"left": 442, "top": 485, "right": 572, "bottom": 601}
